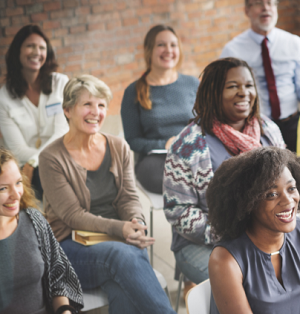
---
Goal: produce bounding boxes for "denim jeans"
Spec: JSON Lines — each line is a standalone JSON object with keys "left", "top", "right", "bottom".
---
{"left": 174, "top": 243, "right": 213, "bottom": 284}
{"left": 60, "top": 238, "right": 176, "bottom": 314}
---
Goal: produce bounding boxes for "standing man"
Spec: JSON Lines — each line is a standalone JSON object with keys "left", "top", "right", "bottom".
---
{"left": 220, "top": 0, "right": 300, "bottom": 151}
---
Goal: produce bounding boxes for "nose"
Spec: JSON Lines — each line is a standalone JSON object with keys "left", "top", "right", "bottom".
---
{"left": 10, "top": 186, "right": 21, "bottom": 201}
{"left": 279, "top": 190, "right": 295, "bottom": 206}
{"left": 90, "top": 104, "right": 100, "bottom": 116}
{"left": 237, "top": 85, "right": 249, "bottom": 97}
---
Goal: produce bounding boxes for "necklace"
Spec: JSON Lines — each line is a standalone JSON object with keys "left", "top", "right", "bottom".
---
{"left": 270, "top": 251, "right": 280, "bottom": 256}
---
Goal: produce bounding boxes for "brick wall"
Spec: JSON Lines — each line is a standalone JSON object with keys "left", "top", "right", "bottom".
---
{"left": 0, "top": 0, "right": 299, "bottom": 114}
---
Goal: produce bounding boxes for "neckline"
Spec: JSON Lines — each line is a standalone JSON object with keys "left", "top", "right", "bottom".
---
{"left": 244, "top": 231, "right": 286, "bottom": 257}
{"left": 148, "top": 73, "right": 181, "bottom": 87}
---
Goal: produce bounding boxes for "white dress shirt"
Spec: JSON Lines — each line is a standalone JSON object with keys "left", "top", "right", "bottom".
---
{"left": 220, "top": 28, "right": 300, "bottom": 120}
{"left": 0, "top": 72, "right": 69, "bottom": 166}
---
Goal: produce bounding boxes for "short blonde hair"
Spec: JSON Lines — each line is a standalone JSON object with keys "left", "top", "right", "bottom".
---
{"left": 63, "top": 74, "right": 113, "bottom": 110}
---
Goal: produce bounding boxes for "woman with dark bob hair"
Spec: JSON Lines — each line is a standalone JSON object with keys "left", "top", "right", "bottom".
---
{"left": 0, "top": 147, "right": 83, "bottom": 314}
{"left": 0, "top": 24, "right": 69, "bottom": 200}
{"left": 163, "top": 58, "right": 285, "bottom": 286}
{"left": 208, "top": 147, "right": 300, "bottom": 314}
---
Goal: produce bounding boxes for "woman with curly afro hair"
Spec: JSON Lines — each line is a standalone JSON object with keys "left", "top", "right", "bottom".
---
{"left": 208, "top": 146, "right": 300, "bottom": 314}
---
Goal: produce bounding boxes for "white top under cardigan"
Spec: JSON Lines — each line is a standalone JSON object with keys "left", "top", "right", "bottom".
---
{"left": 0, "top": 72, "right": 69, "bottom": 167}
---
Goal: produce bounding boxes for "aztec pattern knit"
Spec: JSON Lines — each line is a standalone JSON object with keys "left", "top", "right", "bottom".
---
{"left": 163, "top": 115, "right": 285, "bottom": 248}
{"left": 26, "top": 208, "right": 83, "bottom": 313}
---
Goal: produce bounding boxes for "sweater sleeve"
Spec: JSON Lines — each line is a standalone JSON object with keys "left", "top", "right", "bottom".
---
{"left": 163, "top": 126, "right": 217, "bottom": 245}
{"left": 121, "top": 83, "right": 167, "bottom": 154}
{"left": 26, "top": 208, "right": 83, "bottom": 313}
{"left": 39, "top": 147, "right": 125, "bottom": 239}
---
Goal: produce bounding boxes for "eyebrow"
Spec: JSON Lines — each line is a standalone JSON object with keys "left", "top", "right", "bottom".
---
{"left": 225, "top": 80, "right": 253, "bottom": 84}
{"left": 268, "top": 179, "right": 296, "bottom": 189}
{"left": 0, "top": 177, "right": 23, "bottom": 186}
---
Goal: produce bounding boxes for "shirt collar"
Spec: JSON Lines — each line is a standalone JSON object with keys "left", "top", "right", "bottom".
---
{"left": 248, "top": 27, "right": 277, "bottom": 44}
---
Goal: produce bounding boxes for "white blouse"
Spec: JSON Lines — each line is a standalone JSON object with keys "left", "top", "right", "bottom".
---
{"left": 0, "top": 72, "right": 69, "bottom": 166}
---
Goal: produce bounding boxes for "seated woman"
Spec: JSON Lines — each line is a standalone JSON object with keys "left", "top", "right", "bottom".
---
{"left": 0, "top": 147, "right": 83, "bottom": 314}
{"left": 0, "top": 24, "right": 69, "bottom": 200}
{"left": 39, "top": 75, "right": 176, "bottom": 314}
{"left": 208, "top": 147, "right": 300, "bottom": 314}
{"left": 121, "top": 24, "right": 199, "bottom": 194}
{"left": 163, "top": 58, "right": 285, "bottom": 285}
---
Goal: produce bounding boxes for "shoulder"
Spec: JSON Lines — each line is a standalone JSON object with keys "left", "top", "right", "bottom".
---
{"left": 0, "top": 84, "right": 14, "bottom": 104}
{"left": 209, "top": 246, "right": 241, "bottom": 274}
{"left": 123, "top": 80, "right": 137, "bottom": 96}
{"left": 104, "top": 133, "right": 130, "bottom": 154}
{"left": 24, "top": 208, "right": 48, "bottom": 232}
{"left": 223, "top": 30, "right": 251, "bottom": 48}
{"left": 260, "top": 115, "right": 284, "bottom": 147}
{"left": 51, "top": 72, "right": 69, "bottom": 90}
{"left": 177, "top": 73, "right": 199, "bottom": 87}
{"left": 40, "top": 136, "right": 65, "bottom": 161}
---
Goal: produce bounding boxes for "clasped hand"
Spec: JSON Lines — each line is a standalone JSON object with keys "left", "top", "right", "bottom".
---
{"left": 122, "top": 218, "right": 155, "bottom": 249}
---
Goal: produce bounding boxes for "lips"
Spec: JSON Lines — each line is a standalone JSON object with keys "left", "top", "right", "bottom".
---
{"left": 275, "top": 208, "right": 295, "bottom": 223}
{"left": 234, "top": 101, "right": 250, "bottom": 111}
{"left": 3, "top": 202, "right": 19, "bottom": 210}
{"left": 85, "top": 119, "right": 99, "bottom": 124}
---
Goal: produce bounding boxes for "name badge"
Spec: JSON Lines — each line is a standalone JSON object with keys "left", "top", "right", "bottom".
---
{"left": 46, "top": 102, "right": 63, "bottom": 117}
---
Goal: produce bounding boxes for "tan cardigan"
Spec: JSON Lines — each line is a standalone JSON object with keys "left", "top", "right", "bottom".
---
{"left": 39, "top": 133, "right": 145, "bottom": 242}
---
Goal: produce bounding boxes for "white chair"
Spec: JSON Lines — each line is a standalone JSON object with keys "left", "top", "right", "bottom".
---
{"left": 185, "top": 279, "right": 211, "bottom": 314}
{"left": 136, "top": 180, "right": 164, "bottom": 266}
{"left": 82, "top": 269, "right": 171, "bottom": 312}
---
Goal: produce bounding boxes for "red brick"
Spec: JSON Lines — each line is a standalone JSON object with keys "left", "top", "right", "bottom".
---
{"left": 5, "top": 26, "right": 20, "bottom": 36}
{"left": 31, "top": 12, "right": 48, "bottom": 22}
{"left": 56, "top": 46, "right": 73, "bottom": 55}
{"left": 75, "top": 6, "right": 90, "bottom": 15}
{"left": 0, "top": 18, "right": 10, "bottom": 27}
{"left": 54, "top": 28, "right": 69, "bottom": 37}
{"left": 6, "top": 7, "right": 24, "bottom": 16}
{"left": 142, "top": 0, "right": 157, "bottom": 5}
{"left": 123, "top": 18, "right": 139, "bottom": 27}
{"left": 83, "top": 61, "right": 99, "bottom": 70}
{"left": 67, "top": 54, "right": 82, "bottom": 62}
{"left": 43, "top": 20, "right": 61, "bottom": 30}
{"left": 49, "top": 38, "right": 62, "bottom": 47}
{"left": 16, "top": 0, "right": 33, "bottom": 4}
{"left": 70, "top": 25, "right": 86, "bottom": 34}
{"left": 64, "top": 64, "right": 82, "bottom": 72}
{"left": 50, "top": 9, "right": 73, "bottom": 19}
{"left": 88, "top": 23, "right": 105, "bottom": 31}
{"left": 1, "top": 36, "right": 14, "bottom": 46}
{"left": 63, "top": 0, "right": 80, "bottom": 8}
{"left": 44, "top": 1, "right": 61, "bottom": 11}
{"left": 106, "top": 20, "right": 122, "bottom": 30}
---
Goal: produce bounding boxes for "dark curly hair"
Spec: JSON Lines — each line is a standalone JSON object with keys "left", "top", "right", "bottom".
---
{"left": 192, "top": 57, "right": 262, "bottom": 135}
{"left": 207, "top": 147, "right": 300, "bottom": 240}
{"left": 5, "top": 24, "right": 58, "bottom": 98}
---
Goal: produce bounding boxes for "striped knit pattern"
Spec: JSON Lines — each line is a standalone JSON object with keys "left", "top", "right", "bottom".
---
{"left": 163, "top": 116, "right": 285, "bottom": 246}
{"left": 26, "top": 208, "right": 83, "bottom": 313}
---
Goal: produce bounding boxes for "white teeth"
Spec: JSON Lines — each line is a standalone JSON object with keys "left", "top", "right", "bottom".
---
{"left": 86, "top": 119, "right": 98, "bottom": 124}
{"left": 235, "top": 102, "right": 249, "bottom": 105}
{"left": 276, "top": 210, "right": 293, "bottom": 219}
{"left": 4, "top": 203, "right": 17, "bottom": 208}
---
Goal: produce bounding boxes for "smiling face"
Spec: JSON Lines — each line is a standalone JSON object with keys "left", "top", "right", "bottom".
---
{"left": 0, "top": 160, "right": 24, "bottom": 220}
{"left": 64, "top": 89, "right": 107, "bottom": 135}
{"left": 151, "top": 30, "right": 180, "bottom": 71}
{"left": 252, "top": 167, "right": 299, "bottom": 235}
{"left": 19, "top": 33, "right": 47, "bottom": 73}
{"left": 222, "top": 66, "right": 257, "bottom": 131}
{"left": 245, "top": 0, "right": 278, "bottom": 36}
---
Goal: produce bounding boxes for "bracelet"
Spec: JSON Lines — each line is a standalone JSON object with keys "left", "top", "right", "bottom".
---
{"left": 55, "top": 305, "right": 76, "bottom": 314}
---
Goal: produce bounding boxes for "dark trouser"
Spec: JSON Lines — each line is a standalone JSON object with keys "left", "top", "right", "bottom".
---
{"left": 135, "top": 154, "right": 167, "bottom": 194}
{"left": 274, "top": 112, "right": 299, "bottom": 152}
{"left": 31, "top": 167, "right": 43, "bottom": 201}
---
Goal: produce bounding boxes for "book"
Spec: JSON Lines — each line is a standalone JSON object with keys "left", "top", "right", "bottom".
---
{"left": 72, "top": 230, "right": 125, "bottom": 246}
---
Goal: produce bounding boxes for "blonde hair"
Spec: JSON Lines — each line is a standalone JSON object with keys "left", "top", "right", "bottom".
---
{"left": 0, "top": 147, "right": 38, "bottom": 210}
{"left": 136, "top": 25, "right": 183, "bottom": 110}
{"left": 63, "top": 74, "right": 113, "bottom": 112}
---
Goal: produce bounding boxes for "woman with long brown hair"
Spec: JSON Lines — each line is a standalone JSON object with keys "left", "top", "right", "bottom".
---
{"left": 121, "top": 24, "right": 199, "bottom": 194}
{"left": 0, "top": 147, "right": 83, "bottom": 314}
{"left": 0, "top": 24, "right": 69, "bottom": 200}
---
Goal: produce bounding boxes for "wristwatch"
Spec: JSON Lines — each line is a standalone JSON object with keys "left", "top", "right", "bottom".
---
{"left": 27, "top": 159, "right": 38, "bottom": 168}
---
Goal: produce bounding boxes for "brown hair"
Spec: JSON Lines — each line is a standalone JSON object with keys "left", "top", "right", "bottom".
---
{"left": 136, "top": 24, "right": 183, "bottom": 110}
{"left": 192, "top": 57, "right": 262, "bottom": 135}
{"left": 0, "top": 147, "right": 38, "bottom": 210}
{"left": 5, "top": 24, "right": 58, "bottom": 99}
{"left": 207, "top": 147, "right": 300, "bottom": 240}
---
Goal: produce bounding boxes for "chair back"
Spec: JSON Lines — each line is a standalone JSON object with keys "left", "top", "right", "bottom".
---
{"left": 185, "top": 279, "right": 211, "bottom": 314}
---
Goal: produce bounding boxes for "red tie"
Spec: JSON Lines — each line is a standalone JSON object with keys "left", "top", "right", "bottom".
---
{"left": 261, "top": 37, "right": 281, "bottom": 120}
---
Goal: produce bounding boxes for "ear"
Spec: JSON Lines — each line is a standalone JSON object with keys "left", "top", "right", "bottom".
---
{"left": 63, "top": 107, "right": 71, "bottom": 119}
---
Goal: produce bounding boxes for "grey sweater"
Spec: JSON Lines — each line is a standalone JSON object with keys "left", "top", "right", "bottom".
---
{"left": 121, "top": 73, "right": 199, "bottom": 155}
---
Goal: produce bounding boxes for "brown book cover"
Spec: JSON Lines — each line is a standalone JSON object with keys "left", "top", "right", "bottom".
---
{"left": 72, "top": 230, "right": 125, "bottom": 246}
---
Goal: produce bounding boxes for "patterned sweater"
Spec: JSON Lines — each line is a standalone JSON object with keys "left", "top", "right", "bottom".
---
{"left": 26, "top": 208, "right": 83, "bottom": 313}
{"left": 163, "top": 116, "right": 285, "bottom": 250}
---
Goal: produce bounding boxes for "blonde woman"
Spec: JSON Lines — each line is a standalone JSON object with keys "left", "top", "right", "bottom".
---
{"left": 121, "top": 24, "right": 199, "bottom": 194}
{"left": 39, "top": 75, "right": 176, "bottom": 314}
